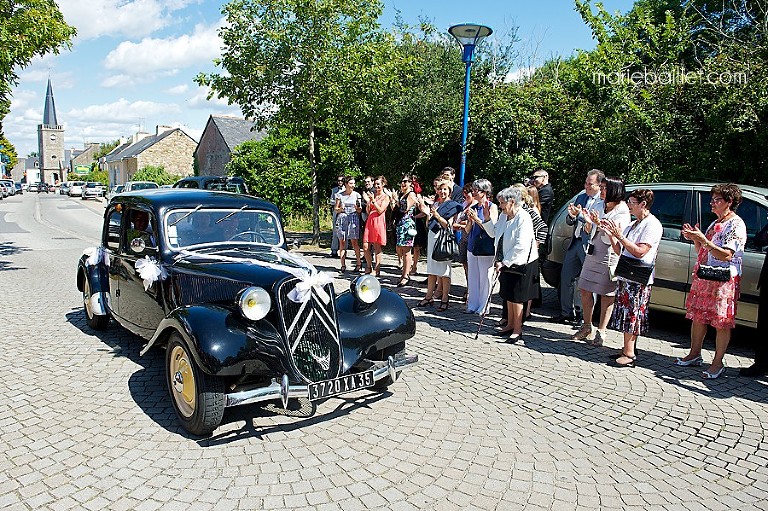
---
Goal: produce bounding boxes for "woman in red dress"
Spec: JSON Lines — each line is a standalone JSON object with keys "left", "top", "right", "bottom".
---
{"left": 362, "top": 176, "right": 390, "bottom": 276}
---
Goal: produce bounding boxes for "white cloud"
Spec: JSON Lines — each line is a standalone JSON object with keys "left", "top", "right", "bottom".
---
{"left": 67, "top": 98, "right": 182, "bottom": 123}
{"left": 166, "top": 84, "right": 189, "bottom": 95}
{"left": 57, "top": 0, "right": 201, "bottom": 40}
{"left": 103, "top": 21, "right": 223, "bottom": 77}
{"left": 187, "top": 85, "right": 241, "bottom": 115}
{"left": 504, "top": 66, "right": 536, "bottom": 83}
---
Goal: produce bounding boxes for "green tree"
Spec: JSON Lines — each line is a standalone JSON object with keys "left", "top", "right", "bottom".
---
{"left": 92, "top": 140, "right": 120, "bottom": 161}
{"left": 0, "top": 132, "right": 17, "bottom": 171}
{"left": 226, "top": 127, "right": 312, "bottom": 216}
{"left": 0, "top": 0, "right": 77, "bottom": 127}
{"left": 196, "top": 0, "right": 406, "bottom": 243}
{"left": 132, "top": 165, "right": 178, "bottom": 186}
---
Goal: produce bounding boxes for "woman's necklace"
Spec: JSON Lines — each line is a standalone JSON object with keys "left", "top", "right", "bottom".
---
{"left": 717, "top": 211, "right": 734, "bottom": 223}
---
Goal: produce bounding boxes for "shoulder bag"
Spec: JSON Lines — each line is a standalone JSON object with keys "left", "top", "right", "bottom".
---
{"left": 432, "top": 227, "right": 459, "bottom": 262}
{"left": 501, "top": 240, "right": 534, "bottom": 276}
{"left": 472, "top": 227, "right": 496, "bottom": 256}
{"left": 696, "top": 264, "right": 731, "bottom": 281}
{"left": 614, "top": 254, "right": 654, "bottom": 285}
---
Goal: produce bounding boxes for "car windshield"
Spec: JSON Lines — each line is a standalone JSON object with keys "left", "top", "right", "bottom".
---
{"left": 165, "top": 208, "right": 282, "bottom": 249}
{"left": 132, "top": 182, "right": 158, "bottom": 190}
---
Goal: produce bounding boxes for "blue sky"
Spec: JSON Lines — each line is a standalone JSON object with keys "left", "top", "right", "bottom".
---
{"left": 6, "top": 0, "right": 634, "bottom": 158}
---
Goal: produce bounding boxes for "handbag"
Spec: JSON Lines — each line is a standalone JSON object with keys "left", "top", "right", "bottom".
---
{"left": 696, "top": 264, "right": 731, "bottom": 281}
{"left": 614, "top": 253, "right": 654, "bottom": 285}
{"left": 432, "top": 227, "right": 459, "bottom": 262}
{"left": 500, "top": 240, "right": 534, "bottom": 276}
{"left": 472, "top": 228, "right": 496, "bottom": 256}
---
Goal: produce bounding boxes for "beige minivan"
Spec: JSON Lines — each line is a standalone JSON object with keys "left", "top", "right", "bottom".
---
{"left": 542, "top": 182, "right": 768, "bottom": 329}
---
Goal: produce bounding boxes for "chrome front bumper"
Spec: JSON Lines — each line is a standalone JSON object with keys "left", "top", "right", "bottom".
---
{"left": 224, "top": 352, "right": 419, "bottom": 408}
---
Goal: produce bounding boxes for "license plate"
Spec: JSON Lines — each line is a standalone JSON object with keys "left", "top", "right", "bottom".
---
{"left": 308, "top": 371, "right": 375, "bottom": 401}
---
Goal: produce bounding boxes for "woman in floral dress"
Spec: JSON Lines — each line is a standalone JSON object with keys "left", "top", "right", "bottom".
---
{"left": 394, "top": 175, "right": 419, "bottom": 287}
{"left": 675, "top": 184, "right": 747, "bottom": 379}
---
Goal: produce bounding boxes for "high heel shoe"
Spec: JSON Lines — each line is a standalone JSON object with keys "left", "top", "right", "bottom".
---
{"left": 702, "top": 364, "right": 726, "bottom": 379}
{"left": 571, "top": 324, "right": 593, "bottom": 341}
{"left": 396, "top": 277, "right": 410, "bottom": 287}
{"left": 674, "top": 355, "right": 703, "bottom": 367}
{"left": 611, "top": 353, "right": 636, "bottom": 368}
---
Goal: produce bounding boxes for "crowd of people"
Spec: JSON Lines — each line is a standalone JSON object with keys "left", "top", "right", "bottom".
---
{"left": 329, "top": 168, "right": 763, "bottom": 378}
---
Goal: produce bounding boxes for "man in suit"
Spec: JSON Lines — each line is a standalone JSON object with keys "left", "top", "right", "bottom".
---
{"left": 529, "top": 170, "right": 554, "bottom": 224}
{"left": 440, "top": 166, "right": 465, "bottom": 203}
{"left": 551, "top": 169, "right": 605, "bottom": 324}
{"left": 740, "top": 250, "right": 768, "bottom": 376}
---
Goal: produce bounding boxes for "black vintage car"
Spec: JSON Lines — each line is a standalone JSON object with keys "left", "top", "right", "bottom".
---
{"left": 77, "top": 189, "right": 417, "bottom": 435}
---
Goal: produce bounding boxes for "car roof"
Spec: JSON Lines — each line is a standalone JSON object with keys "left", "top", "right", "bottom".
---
{"left": 627, "top": 182, "right": 768, "bottom": 200}
{"left": 109, "top": 189, "right": 281, "bottom": 216}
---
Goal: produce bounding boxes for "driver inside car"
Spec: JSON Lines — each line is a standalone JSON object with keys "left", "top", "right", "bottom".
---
{"left": 128, "top": 210, "right": 156, "bottom": 249}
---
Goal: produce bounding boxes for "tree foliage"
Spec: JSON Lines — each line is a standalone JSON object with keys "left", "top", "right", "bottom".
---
{"left": 132, "top": 165, "right": 178, "bottom": 185}
{"left": 0, "top": 0, "right": 77, "bottom": 127}
{"left": 197, "top": 0, "right": 407, "bottom": 242}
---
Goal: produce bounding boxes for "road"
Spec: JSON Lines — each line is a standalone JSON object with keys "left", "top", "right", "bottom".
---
{"left": 1, "top": 192, "right": 768, "bottom": 510}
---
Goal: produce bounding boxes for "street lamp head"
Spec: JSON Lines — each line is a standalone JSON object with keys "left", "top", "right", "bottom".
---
{"left": 448, "top": 23, "right": 493, "bottom": 62}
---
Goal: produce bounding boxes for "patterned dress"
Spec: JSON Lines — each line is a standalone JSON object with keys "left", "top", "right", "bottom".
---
{"left": 685, "top": 215, "right": 747, "bottom": 329}
{"left": 395, "top": 192, "right": 417, "bottom": 247}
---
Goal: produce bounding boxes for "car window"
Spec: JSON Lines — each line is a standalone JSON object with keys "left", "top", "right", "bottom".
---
{"left": 649, "top": 190, "right": 687, "bottom": 241}
{"left": 130, "top": 182, "right": 159, "bottom": 191}
{"left": 175, "top": 180, "right": 199, "bottom": 189}
{"left": 106, "top": 209, "right": 123, "bottom": 250}
{"left": 126, "top": 208, "right": 157, "bottom": 252}
{"left": 165, "top": 208, "right": 282, "bottom": 248}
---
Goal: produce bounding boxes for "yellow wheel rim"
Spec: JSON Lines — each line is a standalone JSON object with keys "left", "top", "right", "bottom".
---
{"left": 170, "top": 345, "right": 196, "bottom": 418}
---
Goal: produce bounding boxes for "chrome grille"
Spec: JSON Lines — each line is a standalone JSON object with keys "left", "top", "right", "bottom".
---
{"left": 276, "top": 277, "right": 341, "bottom": 383}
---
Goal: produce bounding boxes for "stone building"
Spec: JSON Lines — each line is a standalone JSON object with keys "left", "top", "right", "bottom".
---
{"left": 103, "top": 126, "right": 197, "bottom": 186}
{"left": 37, "top": 79, "right": 65, "bottom": 184}
{"left": 194, "top": 115, "right": 265, "bottom": 176}
{"left": 69, "top": 143, "right": 101, "bottom": 175}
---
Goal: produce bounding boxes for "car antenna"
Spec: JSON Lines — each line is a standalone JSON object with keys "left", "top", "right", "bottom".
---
{"left": 170, "top": 204, "right": 202, "bottom": 226}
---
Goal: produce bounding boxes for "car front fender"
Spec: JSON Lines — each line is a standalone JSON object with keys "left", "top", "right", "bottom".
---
{"left": 334, "top": 288, "right": 416, "bottom": 372}
{"left": 77, "top": 255, "right": 110, "bottom": 316}
{"left": 143, "top": 304, "right": 299, "bottom": 378}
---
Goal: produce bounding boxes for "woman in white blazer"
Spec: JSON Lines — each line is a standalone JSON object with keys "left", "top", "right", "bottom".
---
{"left": 480, "top": 186, "right": 538, "bottom": 343}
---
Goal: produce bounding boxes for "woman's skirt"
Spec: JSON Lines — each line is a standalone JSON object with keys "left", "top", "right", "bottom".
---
{"left": 498, "top": 260, "right": 538, "bottom": 303}
{"left": 685, "top": 273, "right": 741, "bottom": 329}
{"left": 334, "top": 212, "right": 360, "bottom": 240}
{"left": 608, "top": 279, "right": 652, "bottom": 335}
{"left": 395, "top": 216, "right": 416, "bottom": 247}
{"left": 579, "top": 239, "right": 619, "bottom": 296}
{"left": 425, "top": 228, "right": 452, "bottom": 277}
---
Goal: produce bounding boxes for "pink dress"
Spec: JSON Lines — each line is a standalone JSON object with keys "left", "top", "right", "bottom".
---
{"left": 685, "top": 216, "right": 747, "bottom": 329}
{"left": 363, "top": 193, "right": 388, "bottom": 245}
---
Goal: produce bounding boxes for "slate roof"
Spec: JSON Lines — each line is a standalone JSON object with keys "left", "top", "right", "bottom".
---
{"left": 107, "top": 128, "right": 194, "bottom": 162}
{"left": 209, "top": 115, "right": 265, "bottom": 150}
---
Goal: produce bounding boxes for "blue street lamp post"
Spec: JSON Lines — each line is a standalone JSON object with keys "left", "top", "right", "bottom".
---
{"left": 448, "top": 23, "right": 492, "bottom": 186}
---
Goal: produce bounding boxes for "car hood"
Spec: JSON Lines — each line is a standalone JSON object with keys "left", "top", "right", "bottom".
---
{"left": 170, "top": 245, "right": 325, "bottom": 290}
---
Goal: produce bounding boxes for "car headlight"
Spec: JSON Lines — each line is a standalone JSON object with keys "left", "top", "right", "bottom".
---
{"left": 238, "top": 286, "right": 271, "bottom": 321}
{"left": 351, "top": 275, "right": 381, "bottom": 304}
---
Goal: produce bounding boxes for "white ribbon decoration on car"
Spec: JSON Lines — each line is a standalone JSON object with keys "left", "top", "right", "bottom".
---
{"left": 176, "top": 246, "right": 335, "bottom": 304}
{"left": 135, "top": 256, "right": 168, "bottom": 290}
{"left": 83, "top": 246, "right": 110, "bottom": 267}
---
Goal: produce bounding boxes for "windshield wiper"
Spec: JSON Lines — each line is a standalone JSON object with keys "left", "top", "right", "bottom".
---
{"left": 216, "top": 205, "right": 248, "bottom": 224}
{"left": 170, "top": 205, "right": 203, "bottom": 226}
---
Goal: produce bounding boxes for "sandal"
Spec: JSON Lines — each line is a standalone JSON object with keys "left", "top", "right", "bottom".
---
{"left": 611, "top": 353, "right": 636, "bottom": 368}
{"left": 437, "top": 301, "right": 449, "bottom": 312}
{"left": 416, "top": 298, "right": 434, "bottom": 307}
{"left": 396, "top": 277, "right": 410, "bottom": 287}
{"left": 571, "top": 324, "right": 593, "bottom": 341}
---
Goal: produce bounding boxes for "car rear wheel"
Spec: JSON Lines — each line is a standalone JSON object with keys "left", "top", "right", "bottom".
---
{"left": 82, "top": 277, "right": 109, "bottom": 330}
{"left": 166, "top": 333, "right": 225, "bottom": 436}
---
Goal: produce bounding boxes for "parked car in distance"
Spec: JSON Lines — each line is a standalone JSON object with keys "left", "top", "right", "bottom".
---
{"left": 1, "top": 179, "right": 16, "bottom": 196}
{"left": 59, "top": 183, "right": 70, "bottom": 195}
{"left": 81, "top": 182, "right": 104, "bottom": 200}
{"left": 14, "top": 183, "right": 23, "bottom": 195}
{"left": 76, "top": 189, "right": 417, "bottom": 435}
{"left": 36, "top": 183, "right": 53, "bottom": 193}
{"left": 106, "top": 184, "right": 124, "bottom": 201}
{"left": 541, "top": 182, "right": 768, "bottom": 329}
{"left": 0, "top": 183, "right": 7, "bottom": 198}
{"left": 27, "top": 183, "right": 38, "bottom": 192}
{"left": 122, "top": 181, "right": 159, "bottom": 192}
{"left": 68, "top": 181, "right": 85, "bottom": 197}
{"left": 173, "top": 176, "right": 249, "bottom": 195}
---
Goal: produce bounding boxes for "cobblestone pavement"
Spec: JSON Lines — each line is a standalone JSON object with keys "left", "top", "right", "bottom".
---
{"left": 2, "top": 195, "right": 768, "bottom": 510}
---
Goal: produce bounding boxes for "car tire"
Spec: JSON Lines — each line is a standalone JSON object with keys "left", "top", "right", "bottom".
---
{"left": 82, "top": 277, "right": 109, "bottom": 330}
{"left": 166, "top": 333, "right": 225, "bottom": 436}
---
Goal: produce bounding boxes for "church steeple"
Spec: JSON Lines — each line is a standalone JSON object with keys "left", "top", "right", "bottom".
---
{"left": 43, "top": 78, "right": 58, "bottom": 127}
